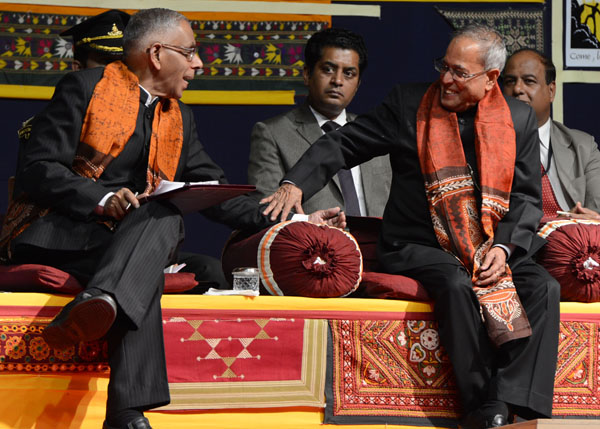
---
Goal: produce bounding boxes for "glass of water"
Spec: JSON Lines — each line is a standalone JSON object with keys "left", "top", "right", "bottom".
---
{"left": 232, "top": 267, "right": 260, "bottom": 294}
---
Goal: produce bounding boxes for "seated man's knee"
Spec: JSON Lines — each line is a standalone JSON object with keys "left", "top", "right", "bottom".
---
{"left": 418, "top": 265, "right": 474, "bottom": 302}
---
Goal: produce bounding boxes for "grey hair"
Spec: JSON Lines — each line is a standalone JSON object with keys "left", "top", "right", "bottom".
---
{"left": 453, "top": 24, "right": 507, "bottom": 71}
{"left": 123, "top": 8, "right": 189, "bottom": 58}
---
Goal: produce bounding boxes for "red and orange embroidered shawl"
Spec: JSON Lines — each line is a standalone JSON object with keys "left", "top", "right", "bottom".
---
{"left": 416, "top": 81, "right": 531, "bottom": 347}
{"left": 74, "top": 60, "right": 183, "bottom": 194}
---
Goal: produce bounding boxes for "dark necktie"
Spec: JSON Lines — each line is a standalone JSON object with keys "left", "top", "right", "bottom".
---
{"left": 321, "top": 120, "right": 361, "bottom": 216}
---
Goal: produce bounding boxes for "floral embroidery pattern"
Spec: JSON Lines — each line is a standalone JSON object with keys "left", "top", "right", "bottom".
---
{"left": 0, "top": 318, "right": 108, "bottom": 373}
{"left": 0, "top": 11, "right": 327, "bottom": 94}
{"left": 328, "top": 319, "right": 600, "bottom": 425}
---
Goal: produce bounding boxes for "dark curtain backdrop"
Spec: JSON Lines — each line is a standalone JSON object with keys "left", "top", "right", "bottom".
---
{"left": 1, "top": 1, "right": 597, "bottom": 260}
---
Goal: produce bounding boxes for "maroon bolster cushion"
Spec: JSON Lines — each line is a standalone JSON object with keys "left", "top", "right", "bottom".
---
{"left": 222, "top": 221, "right": 363, "bottom": 297}
{"left": 537, "top": 219, "right": 600, "bottom": 302}
{"left": 0, "top": 264, "right": 198, "bottom": 294}
{"left": 353, "top": 271, "right": 430, "bottom": 301}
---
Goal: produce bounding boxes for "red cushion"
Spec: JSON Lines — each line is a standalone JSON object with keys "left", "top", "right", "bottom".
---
{"left": 223, "top": 221, "right": 363, "bottom": 297}
{"left": 355, "top": 271, "right": 430, "bottom": 301}
{"left": 537, "top": 219, "right": 600, "bottom": 302}
{"left": 0, "top": 264, "right": 83, "bottom": 294}
{"left": 164, "top": 272, "right": 198, "bottom": 293}
{"left": 0, "top": 264, "right": 197, "bottom": 294}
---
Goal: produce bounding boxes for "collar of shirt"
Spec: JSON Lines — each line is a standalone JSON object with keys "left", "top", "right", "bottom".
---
{"left": 309, "top": 106, "right": 348, "bottom": 130}
{"left": 538, "top": 117, "right": 551, "bottom": 168}
{"left": 538, "top": 117, "right": 551, "bottom": 149}
{"left": 139, "top": 84, "right": 158, "bottom": 107}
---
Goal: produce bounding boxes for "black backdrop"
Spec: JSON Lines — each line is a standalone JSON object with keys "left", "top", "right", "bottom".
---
{"left": 1, "top": 1, "right": 597, "bottom": 259}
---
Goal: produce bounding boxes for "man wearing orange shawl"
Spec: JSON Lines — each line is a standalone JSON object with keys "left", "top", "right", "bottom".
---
{"left": 264, "top": 25, "right": 560, "bottom": 428}
{"left": 0, "top": 8, "right": 344, "bottom": 429}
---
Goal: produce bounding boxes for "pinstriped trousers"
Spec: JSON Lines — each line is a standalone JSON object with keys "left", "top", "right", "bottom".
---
{"left": 12, "top": 201, "right": 185, "bottom": 412}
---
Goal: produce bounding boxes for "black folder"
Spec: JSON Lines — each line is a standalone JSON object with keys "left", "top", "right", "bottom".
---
{"left": 140, "top": 183, "right": 256, "bottom": 214}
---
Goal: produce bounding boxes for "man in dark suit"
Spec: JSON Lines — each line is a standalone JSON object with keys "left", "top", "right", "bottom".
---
{"left": 16, "top": 8, "right": 229, "bottom": 292}
{"left": 503, "top": 49, "right": 600, "bottom": 220}
{"left": 0, "top": 8, "right": 343, "bottom": 429}
{"left": 263, "top": 25, "right": 560, "bottom": 428}
{"left": 248, "top": 28, "right": 391, "bottom": 216}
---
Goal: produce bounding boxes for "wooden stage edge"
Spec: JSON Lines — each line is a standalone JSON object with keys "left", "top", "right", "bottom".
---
{"left": 505, "top": 419, "right": 600, "bottom": 428}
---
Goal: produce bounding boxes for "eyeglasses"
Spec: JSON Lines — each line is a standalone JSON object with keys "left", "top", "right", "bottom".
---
{"left": 159, "top": 43, "right": 197, "bottom": 61}
{"left": 434, "top": 58, "right": 488, "bottom": 83}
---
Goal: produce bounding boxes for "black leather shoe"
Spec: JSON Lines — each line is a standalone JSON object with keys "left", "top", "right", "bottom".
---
{"left": 42, "top": 290, "right": 117, "bottom": 350}
{"left": 103, "top": 416, "right": 152, "bottom": 429}
{"left": 486, "top": 413, "right": 508, "bottom": 427}
{"left": 459, "top": 411, "right": 509, "bottom": 429}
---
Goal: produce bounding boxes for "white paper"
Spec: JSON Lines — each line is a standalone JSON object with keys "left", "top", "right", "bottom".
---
{"left": 164, "top": 263, "right": 186, "bottom": 274}
{"left": 203, "top": 288, "right": 259, "bottom": 297}
{"left": 153, "top": 179, "right": 219, "bottom": 196}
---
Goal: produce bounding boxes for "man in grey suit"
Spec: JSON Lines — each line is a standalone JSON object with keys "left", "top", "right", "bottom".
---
{"left": 248, "top": 28, "right": 391, "bottom": 216}
{"left": 503, "top": 49, "right": 600, "bottom": 220}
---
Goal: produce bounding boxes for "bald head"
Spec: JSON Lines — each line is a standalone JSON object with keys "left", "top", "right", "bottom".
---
{"left": 503, "top": 49, "right": 556, "bottom": 127}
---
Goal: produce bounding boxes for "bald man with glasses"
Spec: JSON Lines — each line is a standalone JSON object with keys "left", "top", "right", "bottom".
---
{"left": 263, "top": 24, "right": 560, "bottom": 429}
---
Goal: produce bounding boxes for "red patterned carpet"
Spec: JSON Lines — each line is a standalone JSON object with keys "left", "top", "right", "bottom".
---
{"left": 0, "top": 305, "right": 328, "bottom": 410}
{"left": 326, "top": 318, "right": 600, "bottom": 427}
{"left": 161, "top": 314, "right": 328, "bottom": 409}
{"left": 2, "top": 298, "right": 600, "bottom": 427}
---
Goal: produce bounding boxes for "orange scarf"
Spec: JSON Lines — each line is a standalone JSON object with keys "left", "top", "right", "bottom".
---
{"left": 74, "top": 61, "right": 183, "bottom": 194}
{"left": 416, "top": 81, "right": 531, "bottom": 347}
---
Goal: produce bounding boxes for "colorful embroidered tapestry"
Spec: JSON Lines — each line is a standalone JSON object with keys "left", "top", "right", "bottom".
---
{"left": 0, "top": 315, "right": 109, "bottom": 373}
{"left": 0, "top": 305, "right": 327, "bottom": 410}
{"left": 0, "top": 5, "right": 329, "bottom": 99}
{"left": 326, "top": 318, "right": 600, "bottom": 426}
{"left": 161, "top": 314, "right": 328, "bottom": 410}
{"left": 4, "top": 298, "right": 600, "bottom": 419}
{"left": 326, "top": 319, "right": 459, "bottom": 427}
{"left": 435, "top": 7, "right": 544, "bottom": 55}
{"left": 554, "top": 320, "right": 600, "bottom": 416}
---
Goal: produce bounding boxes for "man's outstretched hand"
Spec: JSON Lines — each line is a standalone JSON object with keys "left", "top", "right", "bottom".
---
{"left": 308, "top": 207, "right": 346, "bottom": 229}
{"left": 559, "top": 202, "right": 600, "bottom": 220}
{"left": 261, "top": 183, "right": 304, "bottom": 222}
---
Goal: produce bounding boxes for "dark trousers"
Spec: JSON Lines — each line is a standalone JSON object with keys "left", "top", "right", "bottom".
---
{"left": 178, "top": 251, "right": 228, "bottom": 292}
{"left": 12, "top": 201, "right": 185, "bottom": 412}
{"left": 399, "top": 257, "right": 560, "bottom": 419}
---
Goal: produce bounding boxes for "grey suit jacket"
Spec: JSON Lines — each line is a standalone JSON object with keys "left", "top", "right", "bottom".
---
{"left": 550, "top": 120, "right": 600, "bottom": 212}
{"left": 248, "top": 102, "right": 392, "bottom": 216}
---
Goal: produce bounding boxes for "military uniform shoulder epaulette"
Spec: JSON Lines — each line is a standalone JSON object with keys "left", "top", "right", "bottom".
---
{"left": 17, "top": 116, "right": 34, "bottom": 141}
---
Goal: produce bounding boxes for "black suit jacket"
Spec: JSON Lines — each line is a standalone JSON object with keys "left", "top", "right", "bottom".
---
{"left": 13, "top": 66, "right": 273, "bottom": 253}
{"left": 284, "top": 83, "right": 544, "bottom": 272}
